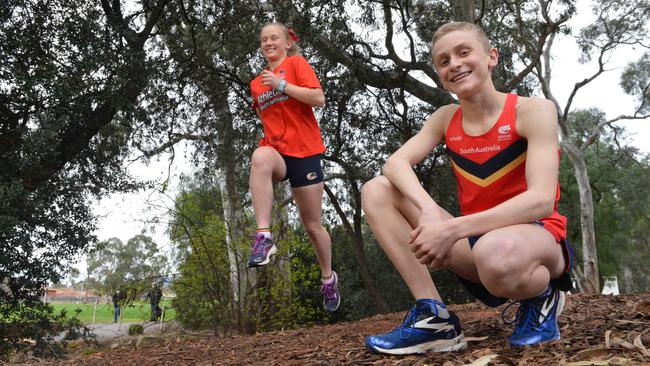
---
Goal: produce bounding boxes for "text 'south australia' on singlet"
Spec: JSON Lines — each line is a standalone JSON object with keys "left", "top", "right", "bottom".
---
{"left": 444, "top": 93, "right": 567, "bottom": 241}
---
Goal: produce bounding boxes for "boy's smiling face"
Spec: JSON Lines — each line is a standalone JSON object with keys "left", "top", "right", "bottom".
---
{"left": 431, "top": 30, "right": 498, "bottom": 98}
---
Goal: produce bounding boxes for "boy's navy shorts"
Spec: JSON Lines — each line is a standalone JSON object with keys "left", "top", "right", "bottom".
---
{"left": 454, "top": 221, "right": 574, "bottom": 307}
{"left": 281, "top": 153, "right": 324, "bottom": 188}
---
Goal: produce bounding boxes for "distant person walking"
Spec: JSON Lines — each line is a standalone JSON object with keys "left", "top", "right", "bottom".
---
{"left": 111, "top": 290, "right": 124, "bottom": 323}
{"left": 146, "top": 283, "right": 162, "bottom": 321}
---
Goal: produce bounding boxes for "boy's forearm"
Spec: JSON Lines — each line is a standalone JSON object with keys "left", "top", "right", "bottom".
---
{"left": 382, "top": 156, "right": 438, "bottom": 212}
{"left": 452, "top": 190, "right": 554, "bottom": 239}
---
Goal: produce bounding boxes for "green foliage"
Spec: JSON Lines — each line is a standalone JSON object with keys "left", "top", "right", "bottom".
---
{"left": 559, "top": 109, "right": 650, "bottom": 292}
{"left": 169, "top": 177, "right": 237, "bottom": 333}
{"left": 169, "top": 177, "right": 332, "bottom": 334}
{"left": 0, "top": 0, "right": 165, "bottom": 346}
{"left": 577, "top": 0, "right": 649, "bottom": 64}
{"left": 128, "top": 324, "right": 144, "bottom": 336}
{"left": 0, "top": 303, "right": 95, "bottom": 361}
{"left": 250, "top": 232, "right": 329, "bottom": 332}
{"left": 621, "top": 52, "right": 650, "bottom": 115}
{"left": 85, "top": 235, "right": 169, "bottom": 294}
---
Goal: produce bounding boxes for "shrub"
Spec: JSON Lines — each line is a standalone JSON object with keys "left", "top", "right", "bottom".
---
{"left": 128, "top": 324, "right": 144, "bottom": 336}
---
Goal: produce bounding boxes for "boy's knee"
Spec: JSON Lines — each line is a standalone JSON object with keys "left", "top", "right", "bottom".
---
{"left": 474, "top": 239, "right": 520, "bottom": 296}
{"left": 361, "top": 176, "right": 392, "bottom": 210}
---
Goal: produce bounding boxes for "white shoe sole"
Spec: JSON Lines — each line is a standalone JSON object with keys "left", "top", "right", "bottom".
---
{"left": 557, "top": 290, "right": 566, "bottom": 316}
{"left": 254, "top": 245, "right": 277, "bottom": 266}
{"left": 369, "top": 333, "right": 468, "bottom": 355}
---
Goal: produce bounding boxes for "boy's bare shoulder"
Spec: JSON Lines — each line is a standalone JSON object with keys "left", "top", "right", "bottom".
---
{"left": 426, "top": 103, "right": 460, "bottom": 124}
{"left": 516, "top": 96, "right": 558, "bottom": 138}
{"left": 437, "top": 103, "right": 461, "bottom": 115}
{"left": 516, "top": 96, "right": 556, "bottom": 116}
{"left": 422, "top": 104, "right": 460, "bottom": 137}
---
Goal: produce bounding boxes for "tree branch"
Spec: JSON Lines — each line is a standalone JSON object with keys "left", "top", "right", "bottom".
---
{"left": 22, "top": 0, "right": 172, "bottom": 190}
{"left": 276, "top": 1, "right": 454, "bottom": 106}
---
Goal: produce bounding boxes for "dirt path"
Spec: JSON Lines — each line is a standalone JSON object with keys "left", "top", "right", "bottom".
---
{"left": 58, "top": 293, "right": 650, "bottom": 365}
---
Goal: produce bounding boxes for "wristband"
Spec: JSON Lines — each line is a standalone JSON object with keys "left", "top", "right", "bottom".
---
{"left": 278, "top": 79, "right": 287, "bottom": 93}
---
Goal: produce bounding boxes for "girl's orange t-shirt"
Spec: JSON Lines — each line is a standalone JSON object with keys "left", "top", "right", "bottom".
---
{"left": 250, "top": 55, "right": 326, "bottom": 157}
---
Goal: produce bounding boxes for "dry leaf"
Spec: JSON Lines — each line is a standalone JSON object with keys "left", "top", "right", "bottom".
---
{"left": 634, "top": 300, "right": 650, "bottom": 317}
{"left": 462, "top": 354, "right": 515, "bottom": 366}
{"left": 463, "top": 336, "right": 489, "bottom": 342}
{"left": 633, "top": 334, "right": 650, "bottom": 357}
{"left": 570, "top": 347, "right": 615, "bottom": 360}
{"left": 566, "top": 357, "right": 632, "bottom": 366}
{"left": 611, "top": 336, "right": 636, "bottom": 349}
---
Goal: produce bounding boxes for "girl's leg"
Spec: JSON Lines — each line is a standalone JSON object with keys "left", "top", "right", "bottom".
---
{"left": 292, "top": 182, "right": 332, "bottom": 277}
{"left": 293, "top": 182, "right": 340, "bottom": 312}
{"left": 249, "top": 146, "right": 287, "bottom": 228}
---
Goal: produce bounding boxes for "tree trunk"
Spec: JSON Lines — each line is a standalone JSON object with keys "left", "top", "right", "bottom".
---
{"left": 561, "top": 140, "right": 600, "bottom": 294}
{"left": 218, "top": 177, "right": 243, "bottom": 298}
{"left": 211, "top": 83, "right": 251, "bottom": 333}
{"left": 219, "top": 175, "right": 239, "bottom": 302}
{"left": 274, "top": 181, "right": 293, "bottom": 294}
{"left": 451, "top": 0, "right": 476, "bottom": 22}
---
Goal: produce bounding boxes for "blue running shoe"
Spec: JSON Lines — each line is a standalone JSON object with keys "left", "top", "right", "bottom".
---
{"left": 365, "top": 300, "right": 467, "bottom": 355}
{"left": 505, "top": 286, "right": 564, "bottom": 347}
{"left": 320, "top": 271, "right": 341, "bottom": 312}
{"left": 247, "top": 233, "right": 277, "bottom": 267}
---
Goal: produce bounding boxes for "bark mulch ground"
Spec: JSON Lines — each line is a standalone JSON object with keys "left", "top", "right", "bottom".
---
{"left": 57, "top": 293, "right": 650, "bottom": 365}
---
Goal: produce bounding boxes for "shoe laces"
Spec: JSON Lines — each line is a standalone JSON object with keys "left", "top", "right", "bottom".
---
{"left": 502, "top": 293, "right": 553, "bottom": 335}
{"left": 251, "top": 234, "right": 267, "bottom": 255}
{"left": 320, "top": 278, "right": 337, "bottom": 301}
{"left": 397, "top": 302, "right": 441, "bottom": 339}
{"left": 397, "top": 307, "right": 418, "bottom": 339}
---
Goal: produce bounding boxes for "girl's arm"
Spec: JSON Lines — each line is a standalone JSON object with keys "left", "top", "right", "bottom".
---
{"left": 260, "top": 70, "right": 325, "bottom": 107}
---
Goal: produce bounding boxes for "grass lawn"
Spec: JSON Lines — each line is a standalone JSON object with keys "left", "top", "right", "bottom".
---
{"left": 50, "top": 301, "right": 176, "bottom": 324}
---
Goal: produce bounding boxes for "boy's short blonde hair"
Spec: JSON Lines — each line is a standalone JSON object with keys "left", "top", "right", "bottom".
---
{"left": 431, "top": 22, "right": 491, "bottom": 52}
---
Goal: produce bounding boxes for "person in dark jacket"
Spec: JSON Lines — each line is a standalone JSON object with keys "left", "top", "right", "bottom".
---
{"left": 111, "top": 290, "right": 124, "bottom": 323}
{"left": 146, "top": 283, "right": 163, "bottom": 321}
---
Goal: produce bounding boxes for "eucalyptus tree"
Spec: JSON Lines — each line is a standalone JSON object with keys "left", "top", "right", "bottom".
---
{"left": 86, "top": 235, "right": 169, "bottom": 294}
{"left": 0, "top": 0, "right": 172, "bottom": 319}
{"left": 259, "top": 0, "right": 565, "bottom": 298}
{"left": 167, "top": 175, "right": 239, "bottom": 334}
{"left": 269, "top": 0, "right": 649, "bottom": 293}
{"left": 535, "top": 0, "right": 649, "bottom": 292}
{"left": 558, "top": 109, "right": 650, "bottom": 293}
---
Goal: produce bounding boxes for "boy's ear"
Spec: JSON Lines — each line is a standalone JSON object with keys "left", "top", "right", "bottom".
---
{"left": 488, "top": 47, "right": 499, "bottom": 70}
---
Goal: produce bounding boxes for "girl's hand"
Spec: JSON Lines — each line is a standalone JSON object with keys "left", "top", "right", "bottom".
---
{"left": 261, "top": 70, "right": 281, "bottom": 90}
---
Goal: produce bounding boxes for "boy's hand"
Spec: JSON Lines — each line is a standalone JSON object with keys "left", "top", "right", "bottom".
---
{"left": 261, "top": 70, "right": 281, "bottom": 90}
{"left": 409, "top": 218, "right": 457, "bottom": 269}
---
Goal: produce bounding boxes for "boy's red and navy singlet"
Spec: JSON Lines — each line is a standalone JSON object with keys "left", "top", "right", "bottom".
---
{"left": 444, "top": 93, "right": 567, "bottom": 242}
